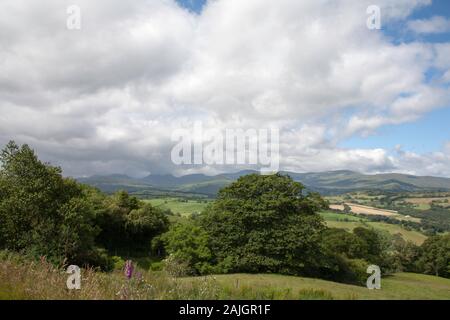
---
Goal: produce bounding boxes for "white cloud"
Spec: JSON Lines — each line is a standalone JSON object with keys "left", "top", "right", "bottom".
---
{"left": 443, "top": 70, "right": 450, "bottom": 83}
{"left": 390, "top": 147, "right": 450, "bottom": 177}
{"left": 0, "top": 0, "right": 449, "bottom": 177}
{"left": 408, "top": 16, "right": 450, "bottom": 34}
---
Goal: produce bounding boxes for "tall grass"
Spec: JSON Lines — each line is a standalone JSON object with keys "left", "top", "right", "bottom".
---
{"left": 0, "top": 250, "right": 221, "bottom": 300}
{"left": 0, "top": 251, "right": 336, "bottom": 300}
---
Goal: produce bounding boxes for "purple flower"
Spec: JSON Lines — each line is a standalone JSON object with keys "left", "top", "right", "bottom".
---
{"left": 124, "top": 260, "right": 134, "bottom": 279}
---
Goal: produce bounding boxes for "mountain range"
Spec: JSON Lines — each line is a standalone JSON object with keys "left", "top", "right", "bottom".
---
{"left": 76, "top": 170, "right": 450, "bottom": 197}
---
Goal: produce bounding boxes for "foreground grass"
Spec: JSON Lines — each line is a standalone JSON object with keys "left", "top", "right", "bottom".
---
{"left": 199, "top": 273, "right": 450, "bottom": 300}
{"left": 0, "top": 253, "right": 221, "bottom": 300}
{"left": 1, "top": 254, "right": 449, "bottom": 300}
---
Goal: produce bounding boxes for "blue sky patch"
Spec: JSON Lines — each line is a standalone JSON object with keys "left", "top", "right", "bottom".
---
{"left": 176, "top": 0, "right": 207, "bottom": 13}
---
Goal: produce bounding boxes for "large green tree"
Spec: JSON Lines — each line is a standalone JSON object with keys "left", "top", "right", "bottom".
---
{"left": 200, "top": 173, "right": 326, "bottom": 275}
{"left": 0, "top": 141, "right": 98, "bottom": 264}
{"left": 418, "top": 234, "right": 450, "bottom": 278}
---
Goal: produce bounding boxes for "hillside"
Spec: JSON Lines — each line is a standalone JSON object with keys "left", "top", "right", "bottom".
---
{"left": 287, "top": 170, "right": 450, "bottom": 194}
{"left": 198, "top": 273, "right": 450, "bottom": 300}
{"left": 2, "top": 253, "right": 449, "bottom": 300}
{"left": 77, "top": 170, "right": 450, "bottom": 196}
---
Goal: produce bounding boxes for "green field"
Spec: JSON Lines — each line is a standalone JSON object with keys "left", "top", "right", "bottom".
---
{"left": 325, "top": 220, "right": 427, "bottom": 245}
{"left": 144, "top": 198, "right": 211, "bottom": 216}
{"left": 415, "top": 203, "right": 432, "bottom": 210}
{"left": 319, "top": 211, "right": 427, "bottom": 244}
{"left": 189, "top": 273, "right": 450, "bottom": 300}
{"left": 319, "top": 211, "right": 368, "bottom": 222}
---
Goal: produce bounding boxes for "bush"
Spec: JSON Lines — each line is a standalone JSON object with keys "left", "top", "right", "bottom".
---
{"left": 74, "top": 247, "right": 115, "bottom": 271}
{"left": 315, "top": 252, "right": 369, "bottom": 285}
{"left": 111, "top": 256, "right": 126, "bottom": 271}
{"left": 321, "top": 228, "right": 368, "bottom": 259}
{"left": 149, "top": 261, "right": 164, "bottom": 271}
{"left": 163, "top": 254, "right": 194, "bottom": 277}
{"left": 345, "top": 258, "right": 370, "bottom": 285}
{"left": 160, "top": 222, "right": 213, "bottom": 275}
{"left": 95, "top": 192, "right": 169, "bottom": 254}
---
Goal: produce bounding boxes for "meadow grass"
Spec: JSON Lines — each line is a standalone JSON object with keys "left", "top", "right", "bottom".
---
{"left": 195, "top": 273, "right": 450, "bottom": 300}
{"left": 0, "top": 251, "right": 221, "bottom": 300}
{"left": 1, "top": 252, "right": 449, "bottom": 300}
{"left": 319, "top": 211, "right": 368, "bottom": 222}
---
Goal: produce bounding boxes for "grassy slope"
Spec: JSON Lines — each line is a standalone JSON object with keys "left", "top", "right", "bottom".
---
{"left": 2, "top": 255, "right": 449, "bottom": 300}
{"left": 319, "top": 211, "right": 427, "bottom": 244}
{"left": 319, "top": 211, "right": 368, "bottom": 222}
{"left": 199, "top": 273, "right": 450, "bottom": 300}
{"left": 325, "top": 220, "right": 427, "bottom": 245}
{"left": 144, "top": 198, "right": 210, "bottom": 216}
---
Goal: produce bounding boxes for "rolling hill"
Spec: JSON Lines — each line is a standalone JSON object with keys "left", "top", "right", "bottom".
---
{"left": 76, "top": 170, "right": 450, "bottom": 197}
{"left": 190, "top": 273, "right": 450, "bottom": 300}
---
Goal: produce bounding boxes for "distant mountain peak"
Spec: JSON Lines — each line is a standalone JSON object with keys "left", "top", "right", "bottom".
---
{"left": 77, "top": 170, "right": 450, "bottom": 196}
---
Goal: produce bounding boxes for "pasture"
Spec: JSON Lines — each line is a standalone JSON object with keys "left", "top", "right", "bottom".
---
{"left": 325, "top": 220, "right": 427, "bottom": 245}
{"left": 330, "top": 203, "right": 421, "bottom": 223}
{"left": 144, "top": 197, "right": 211, "bottom": 216}
{"left": 319, "top": 211, "right": 368, "bottom": 222}
{"left": 404, "top": 197, "right": 450, "bottom": 210}
{"left": 196, "top": 273, "right": 450, "bottom": 300}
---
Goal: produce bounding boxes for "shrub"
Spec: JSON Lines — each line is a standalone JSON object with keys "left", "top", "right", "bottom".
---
{"left": 149, "top": 261, "right": 164, "bottom": 271}
{"left": 111, "top": 256, "right": 126, "bottom": 271}
{"left": 163, "top": 254, "right": 194, "bottom": 277}
{"left": 345, "top": 258, "right": 370, "bottom": 285}
{"left": 95, "top": 192, "right": 169, "bottom": 254}
{"left": 161, "top": 222, "right": 213, "bottom": 275}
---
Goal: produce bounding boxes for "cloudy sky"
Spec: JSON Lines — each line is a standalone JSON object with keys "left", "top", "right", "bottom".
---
{"left": 1, "top": 0, "right": 450, "bottom": 177}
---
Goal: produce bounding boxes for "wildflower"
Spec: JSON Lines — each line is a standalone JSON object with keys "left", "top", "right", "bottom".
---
{"left": 124, "top": 260, "right": 134, "bottom": 279}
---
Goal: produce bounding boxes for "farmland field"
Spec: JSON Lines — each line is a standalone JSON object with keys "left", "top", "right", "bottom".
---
{"left": 325, "top": 220, "right": 427, "bottom": 245}
{"left": 329, "top": 203, "right": 421, "bottom": 223}
{"left": 144, "top": 198, "right": 211, "bottom": 216}
{"left": 345, "top": 203, "right": 397, "bottom": 216}
{"left": 330, "top": 203, "right": 398, "bottom": 217}
{"left": 319, "top": 211, "right": 368, "bottom": 222}
{"left": 404, "top": 197, "right": 450, "bottom": 210}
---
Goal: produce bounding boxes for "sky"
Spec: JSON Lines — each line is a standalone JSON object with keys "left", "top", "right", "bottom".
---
{"left": 1, "top": 0, "right": 450, "bottom": 178}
